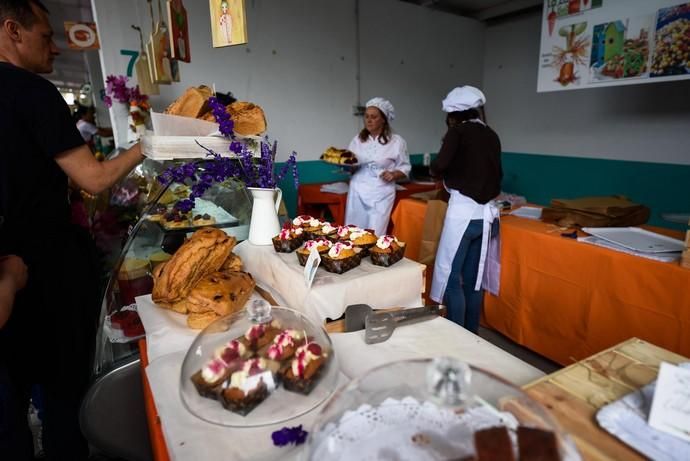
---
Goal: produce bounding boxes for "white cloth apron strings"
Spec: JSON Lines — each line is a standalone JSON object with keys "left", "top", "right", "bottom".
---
{"left": 475, "top": 204, "right": 500, "bottom": 290}
{"left": 430, "top": 186, "right": 499, "bottom": 303}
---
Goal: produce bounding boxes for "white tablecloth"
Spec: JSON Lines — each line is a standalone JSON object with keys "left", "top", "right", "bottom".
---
{"left": 140, "top": 305, "right": 544, "bottom": 461}
{"left": 234, "top": 241, "right": 424, "bottom": 322}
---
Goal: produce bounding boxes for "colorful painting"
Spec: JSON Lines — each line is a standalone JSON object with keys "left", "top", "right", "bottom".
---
{"left": 167, "top": 0, "right": 190, "bottom": 62}
{"left": 651, "top": 2, "right": 690, "bottom": 77}
{"left": 552, "top": 21, "right": 590, "bottom": 86}
{"left": 589, "top": 16, "right": 652, "bottom": 81}
{"left": 209, "top": 0, "right": 248, "bottom": 48}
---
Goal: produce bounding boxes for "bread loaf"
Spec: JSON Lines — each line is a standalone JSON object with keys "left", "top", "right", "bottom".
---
{"left": 227, "top": 101, "right": 267, "bottom": 135}
{"left": 165, "top": 85, "right": 213, "bottom": 118}
{"left": 186, "top": 271, "right": 255, "bottom": 317}
{"left": 152, "top": 228, "right": 236, "bottom": 304}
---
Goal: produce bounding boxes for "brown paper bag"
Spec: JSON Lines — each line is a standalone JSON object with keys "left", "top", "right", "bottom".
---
{"left": 418, "top": 199, "right": 448, "bottom": 266}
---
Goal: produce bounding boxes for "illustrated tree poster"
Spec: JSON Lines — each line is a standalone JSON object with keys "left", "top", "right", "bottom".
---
{"left": 538, "top": 0, "right": 690, "bottom": 92}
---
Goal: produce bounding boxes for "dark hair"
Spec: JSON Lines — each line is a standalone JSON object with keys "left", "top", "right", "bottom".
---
{"left": 358, "top": 108, "right": 391, "bottom": 145}
{"left": 73, "top": 103, "right": 94, "bottom": 122}
{"left": 445, "top": 108, "right": 481, "bottom": 128}
{"left": 0, "top": 0, "right": 48, "bottom": 27}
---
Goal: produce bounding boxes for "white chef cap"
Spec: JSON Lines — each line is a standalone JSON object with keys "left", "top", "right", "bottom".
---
{"left": 441, "top": 86, "right": 486, "bottom": 112}
{"left": 365, "top": 97, "right": 395, "bottom": 122}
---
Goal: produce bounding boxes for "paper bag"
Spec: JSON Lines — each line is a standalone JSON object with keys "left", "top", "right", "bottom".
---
{"left": 418, "top": 199, "right": 448, "bottom": 266}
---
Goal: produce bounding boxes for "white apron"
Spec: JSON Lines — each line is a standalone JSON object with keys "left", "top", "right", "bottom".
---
{"left": 430, "top": 186, "right": 500, "bottom": 303}
{"left": 345, "top": 134, "right": 409, "bottom": 235}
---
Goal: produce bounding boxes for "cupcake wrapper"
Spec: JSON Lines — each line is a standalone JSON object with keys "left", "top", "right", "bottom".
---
{"left": 370, "top": 244, "right": 406, "bottom": 267}
{"left": 321, "top": 250, "right": 362, "bottom": 274}
{"left": 296, "top": 249, "right": 329, "bottom": 266}
{"left": 272, "top": 235, "right": 304, "bottom": 253}
{"left": 281, "top": 361, "right": 328, "bottom": 395}
{"left": 220, "top": 381, "right": 270, "bottom": 416}
{"left": 353, "top": 241, "right": 376, "bottom": 258}
{"left": 190, "top": 371, "right": 223, "bottom": 400}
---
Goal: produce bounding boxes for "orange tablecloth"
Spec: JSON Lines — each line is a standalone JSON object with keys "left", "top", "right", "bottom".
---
{"left": 298, "top": 182, "right": 438, "bottom": 227}
{"left": 390, "top": 198, "right": 690, "bottom": 365}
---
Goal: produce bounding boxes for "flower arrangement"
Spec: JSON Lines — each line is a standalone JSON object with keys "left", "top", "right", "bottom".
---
{"left": 157, "top": 96, "right": 299, "bottom": 213}
{"left": 103, "top": 75, "right": 149, "bottom": 109}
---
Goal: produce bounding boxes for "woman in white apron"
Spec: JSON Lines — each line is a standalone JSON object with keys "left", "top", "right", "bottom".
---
{"left": 429, "top": 86, "right": 502, "bottom": 333}
{"left": 344, "top": 97, "right": 411, "bottom": 236}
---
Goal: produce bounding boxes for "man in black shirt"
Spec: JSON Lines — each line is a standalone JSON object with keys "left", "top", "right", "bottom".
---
{"left": 0, "top": 1, "right": 145, "bottom": 458}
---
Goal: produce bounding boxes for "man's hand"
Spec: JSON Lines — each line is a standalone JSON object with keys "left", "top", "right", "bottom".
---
{"left": 0, "top": 255, "right": 28, "bottom": 291}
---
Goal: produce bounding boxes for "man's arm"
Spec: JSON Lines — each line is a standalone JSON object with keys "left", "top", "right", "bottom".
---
{"left": 0, "top": 255, "right": 28, "bottom": 329}
{"left": 54, "top": 143, "right": 144, "bottom": 195}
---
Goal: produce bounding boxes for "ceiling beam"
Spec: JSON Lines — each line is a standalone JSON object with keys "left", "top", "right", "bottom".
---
{"left": 467, "top": 0, "right": 543, "bottom": 21}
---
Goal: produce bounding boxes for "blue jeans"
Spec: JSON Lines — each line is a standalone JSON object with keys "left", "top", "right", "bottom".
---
{"left": 443, "top": 219, "right": 484, "bottom": 333}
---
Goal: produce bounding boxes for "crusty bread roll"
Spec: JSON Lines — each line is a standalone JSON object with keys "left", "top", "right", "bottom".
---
{"left": 227, "top": 101, "right": 267, "bottom": 135}
{"left": 185, "top": 271, "right": 255, "bottom": 317}
{"left": 165, "top": 85, "right": 213, "bottom": 118}
{"left": 152, "top": 228, "right": 237, "bottom": 304}
{"left": 187, "top": 311, "right": 220, "bottom": 330}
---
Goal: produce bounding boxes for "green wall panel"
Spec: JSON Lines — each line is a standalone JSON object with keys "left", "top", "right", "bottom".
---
{"left": 278, "top": 152, "right": 689, "bottom": 230}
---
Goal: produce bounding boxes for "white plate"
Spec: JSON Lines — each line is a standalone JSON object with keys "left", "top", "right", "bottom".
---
{"left": 582, "top": 227, "right": 684, "bottom": 254}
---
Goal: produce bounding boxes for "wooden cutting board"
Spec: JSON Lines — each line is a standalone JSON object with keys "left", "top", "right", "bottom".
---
{"left": 147, "top": 0, "right": 172, "bottom": 84}
{"left": 132, "top": 25, "right": 159, "bottom": 95}
{"left": 521, "top": 338, "right": 687, "bottom": 460}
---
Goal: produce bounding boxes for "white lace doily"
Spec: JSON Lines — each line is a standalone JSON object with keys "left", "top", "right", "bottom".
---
{"left": 309, "top": 396, "right": 518, "bottom": 461}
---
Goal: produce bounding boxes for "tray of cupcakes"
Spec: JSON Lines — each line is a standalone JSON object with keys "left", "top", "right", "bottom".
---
{"left": 145, "top": 198, "right": 239, "bottom": 232}
{"left": 272, "top": 215, "right": 407, "bottom": 273}
{"left": 180, "top": 300, "right": 338, "bottom": 427}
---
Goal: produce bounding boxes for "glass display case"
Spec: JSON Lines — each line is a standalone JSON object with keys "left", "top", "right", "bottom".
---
{"left": 92, "top": 177, "right": 252, "bottom": 376}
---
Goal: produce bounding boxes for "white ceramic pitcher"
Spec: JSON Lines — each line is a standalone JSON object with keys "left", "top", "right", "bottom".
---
{"left": 247, "top": 187, "right": 283, "bottom": 245}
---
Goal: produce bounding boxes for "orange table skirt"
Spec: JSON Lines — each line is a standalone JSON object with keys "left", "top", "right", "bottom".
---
{"left": 390, "top": 198, "right": 690, "bottom": 365}
{"left": 139, "top": 340, "right": 171, "bottom": 461}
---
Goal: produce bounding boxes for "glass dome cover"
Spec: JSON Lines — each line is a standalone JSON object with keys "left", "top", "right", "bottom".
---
{"left": 179, "top": 300, "right": 338, "bottom": 427}
{"left": 305, "top": 357, "right": 581, "bottom": 461}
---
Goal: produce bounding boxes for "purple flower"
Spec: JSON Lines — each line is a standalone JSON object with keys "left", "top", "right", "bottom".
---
{"left": 174, "top": 199, "right": 194, "bottom": 213}
{"left": 103, "top": 74, "right": 148, "bottom": 108}
{"left": 271, "top": 425, "right": 308, "bottom": 447}
{"left": 208, "top": 96, "right": 235, "bottom": 137}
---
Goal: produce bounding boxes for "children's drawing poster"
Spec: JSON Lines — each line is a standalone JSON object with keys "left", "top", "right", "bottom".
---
{"left": 538, "top": 0, "right": 690, "bottom": 91}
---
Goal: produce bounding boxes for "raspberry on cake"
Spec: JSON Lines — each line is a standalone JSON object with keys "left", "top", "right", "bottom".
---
{"left": 272, "top": 226, "right": 305, "bottom": 253}
{"left": 321, "top": 241, "right": 362, "bottom": 273}
{"left": 262, "top": 329, "right": 305, "bottom": 361}
{"left": 296, "top": 239, "right": 333, "bottom": 266}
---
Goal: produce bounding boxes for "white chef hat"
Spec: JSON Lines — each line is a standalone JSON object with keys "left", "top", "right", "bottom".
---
{"left": 441, "top": 86, "right": 486, "bottom": 112}
{"left": 365, "top": 97, "right": 395, "bottom": 122}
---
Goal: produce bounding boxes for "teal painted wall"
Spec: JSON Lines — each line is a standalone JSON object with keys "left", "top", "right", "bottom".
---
{"left": 502, "top": 153, "right": 690, "bottom": 230}
{"left": 277, "top": 152, "right": 690, "bottom": 230}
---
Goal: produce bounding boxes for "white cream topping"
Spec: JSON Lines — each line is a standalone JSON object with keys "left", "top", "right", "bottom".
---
{"left": 294, "top": 227, "right": 304, "bottom": 235}
{"left": 229, "top": 358, "right": 267, "bottom": 389}
{"left": 328, "top": 241, "right": 353, "bottom": 258}
{"left": 214, "top": 339, "right": 246, "bottom": 362}
{"left": 292, "top": 215, "right": 313, "bottom": 226}
{"left": 321, "top": 223, "right": 336, "bottom": 234}
{"left": 291, "top": 345, "right": 320, "bottom": 378}
{"left": 306, "top": 218, "right": 321, "bottom": 228}
{"left": 349, "top": 229, "right": 370, "bottom": 241}
{"left": 376, "top": 235, "right": 398, "bottom": 250}
{"left": 336, "top": 226, "right": 350, "bottom": 237}
{"left": 304, "top": 239, "right": 332, "bottom": 251}
{"left": 201, "top": 358, "right": 228, "bottom": 383}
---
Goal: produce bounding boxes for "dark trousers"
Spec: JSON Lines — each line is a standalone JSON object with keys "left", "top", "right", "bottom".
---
{"left": 0, "top": 226, "right": 101, "bottom": 461}
{"left": 443, "top": 219, "right": 485, "bottom": 333}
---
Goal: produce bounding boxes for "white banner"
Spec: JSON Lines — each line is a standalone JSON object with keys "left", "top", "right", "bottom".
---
{"left": 538, "top": 0, "right": 690, "bottom": 92}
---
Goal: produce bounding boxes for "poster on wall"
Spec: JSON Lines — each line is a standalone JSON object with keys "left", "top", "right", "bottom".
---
{"left": 209, "top": 0, "right": 248, "bottom": 48}
{"left": 538, "top": 0, "right": 690, "bottom": 92}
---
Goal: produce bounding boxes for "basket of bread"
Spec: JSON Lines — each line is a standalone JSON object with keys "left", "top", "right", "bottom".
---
{"left": 142, "top": 85, "right": 268, "bottom": 160}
